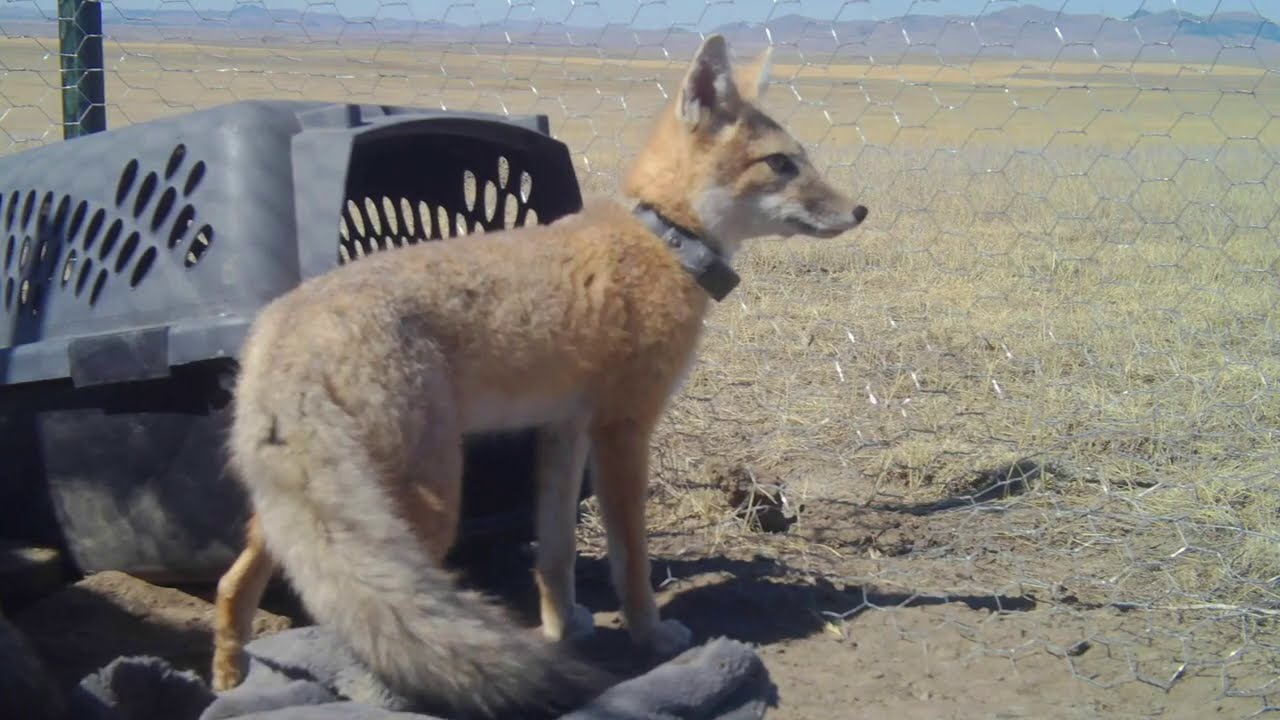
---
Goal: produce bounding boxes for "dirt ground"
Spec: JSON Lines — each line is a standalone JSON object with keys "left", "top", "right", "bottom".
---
{"left": 576, "top": 499, "right": 1277, "bottom": 720}
{"left": 10, "top": 474, "right": 1276, "bottom": 720}
{"left": 9, "top": 570, "right": 293, "bottom": 695}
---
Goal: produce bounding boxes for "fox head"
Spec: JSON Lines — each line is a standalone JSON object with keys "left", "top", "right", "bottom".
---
{"left": 624, "top": 34, "right": 868, "bottom": 259}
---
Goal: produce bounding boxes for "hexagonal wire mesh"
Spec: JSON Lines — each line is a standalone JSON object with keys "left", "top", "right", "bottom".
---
{"left": 3, "top": 0, "right": 1280, "bottom": 716}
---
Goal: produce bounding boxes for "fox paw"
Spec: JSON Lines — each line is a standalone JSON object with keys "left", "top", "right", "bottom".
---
{"left": 540, "top": 603, "right": 596, "bottom": 643}
{"left": 210, "top": 652, "right": 245, "bottom": 692}
{"left": 648, "top": 618, "right": 694, "bottom": 658}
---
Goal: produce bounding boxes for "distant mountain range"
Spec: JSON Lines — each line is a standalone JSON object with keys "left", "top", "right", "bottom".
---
{"left": 1, "top": 4, "right": 1277, "bottom": 61}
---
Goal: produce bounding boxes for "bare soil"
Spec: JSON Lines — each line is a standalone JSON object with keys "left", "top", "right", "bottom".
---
{"left": 570, "top": 464, "right": 1278, "bottom": 720}
{"left": 7, "top": 490, "right": 1275, "bottom": 719}
{"left": 10, "top": 570, "right": 293, "bottom": 694}
{"left": 609, "top": 503, "right": 1272, "bottom": 720}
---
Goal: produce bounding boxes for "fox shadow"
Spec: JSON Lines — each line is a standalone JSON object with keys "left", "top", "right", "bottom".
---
{"left": 449, "top": 542, "right": 1036, "bottom": 675}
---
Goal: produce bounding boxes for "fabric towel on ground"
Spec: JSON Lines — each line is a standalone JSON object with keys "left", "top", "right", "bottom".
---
{"left": 61, "top": 626, "right": 776, "bottom": 720}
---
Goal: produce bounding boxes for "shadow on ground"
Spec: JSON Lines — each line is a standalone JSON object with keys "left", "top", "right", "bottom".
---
{"left": 12, "top": 583, "right": 217, "bottom": 692}
{"left": 451, "top": 541, "right": 1037, "bottom": 677}
{"left": 10, "top": 458, "right": 1048, "bottom": 696}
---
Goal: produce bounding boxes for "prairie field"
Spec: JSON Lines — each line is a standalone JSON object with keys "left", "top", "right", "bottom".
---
{"left": 2, "top": 27, "right": 1279, "bottom": 718}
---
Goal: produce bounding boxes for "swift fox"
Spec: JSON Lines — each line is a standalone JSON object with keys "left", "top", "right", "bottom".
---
{"left": 210, "top": 33, "right": 868, "bottom": 718}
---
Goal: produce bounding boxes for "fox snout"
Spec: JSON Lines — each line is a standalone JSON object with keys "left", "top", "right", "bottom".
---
{"left": 781, "top": 178, "right": 869, "bottom": 240}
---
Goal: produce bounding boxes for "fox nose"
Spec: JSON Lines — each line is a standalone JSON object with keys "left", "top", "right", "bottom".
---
{"left": 853, "top": 205, "right": 869, "bottom": 225}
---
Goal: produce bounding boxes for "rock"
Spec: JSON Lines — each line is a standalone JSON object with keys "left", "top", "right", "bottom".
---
{"left": 11, "top": 570, "right": 293, "bottom": 692}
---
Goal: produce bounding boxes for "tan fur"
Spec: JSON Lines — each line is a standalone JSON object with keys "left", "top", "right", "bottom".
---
{"left": 210, "top": 34, "right": 867, "bottom": 718}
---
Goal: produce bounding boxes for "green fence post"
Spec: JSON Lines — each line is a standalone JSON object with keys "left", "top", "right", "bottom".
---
{"left": 58, "top": 0, "right": 106, "bottom": 139}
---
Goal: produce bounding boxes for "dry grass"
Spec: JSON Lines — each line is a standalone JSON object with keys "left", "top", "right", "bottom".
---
{"left": 659, "top": 186, "right": 1280, "bottom": 605}
{"left": 2, "top": 31, "right": 1278, "bottom": 616}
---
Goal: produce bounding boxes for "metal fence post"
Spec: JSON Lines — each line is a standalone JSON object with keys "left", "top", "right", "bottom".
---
{"left": 58, "top": 0, "right": 106, "bottom": 139}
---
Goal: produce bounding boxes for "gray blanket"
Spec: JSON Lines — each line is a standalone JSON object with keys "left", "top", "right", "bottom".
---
{"left": 59, "top": 626, "right": 775, "bottom": 720}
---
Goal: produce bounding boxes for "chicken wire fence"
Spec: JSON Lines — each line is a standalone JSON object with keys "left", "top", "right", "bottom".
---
{"left": 3, "top": 0, "right": 1280, "bottom": 716}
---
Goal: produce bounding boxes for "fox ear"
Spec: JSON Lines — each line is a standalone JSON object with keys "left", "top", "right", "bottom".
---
{"left": 678, "top": 34, "right": 738, "bottom": 131}
{"left": 737, "top": 45, "right": 773, "bottom": 101}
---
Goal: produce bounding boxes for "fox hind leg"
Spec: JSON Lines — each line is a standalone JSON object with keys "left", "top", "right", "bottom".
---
{"left": 211, "top": 514, "right": 276, "bottom": 691}
{"left": 397, "top": 401, "right": 466, "bottom": 566}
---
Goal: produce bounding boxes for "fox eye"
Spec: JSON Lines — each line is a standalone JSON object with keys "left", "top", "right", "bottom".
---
{"left": 763, "top": 153, "right": 798, "bottom": 176}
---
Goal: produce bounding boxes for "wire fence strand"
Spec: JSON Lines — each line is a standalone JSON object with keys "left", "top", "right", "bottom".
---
{"left": 2, "top": 1, "right": 1278, "bottom": 716}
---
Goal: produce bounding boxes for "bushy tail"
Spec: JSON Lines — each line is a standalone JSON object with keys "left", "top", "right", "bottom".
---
{"left": 242, "top": 444, "right": 612, "bottom": 719}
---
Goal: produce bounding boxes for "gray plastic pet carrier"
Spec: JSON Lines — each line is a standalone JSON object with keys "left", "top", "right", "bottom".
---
{"left": 0, "top": 100, "right": 588, "bottom": 582}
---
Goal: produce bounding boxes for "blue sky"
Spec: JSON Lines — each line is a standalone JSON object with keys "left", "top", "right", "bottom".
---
{"left": 22, "top": 0, "right": 1274, "bottom": 28}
